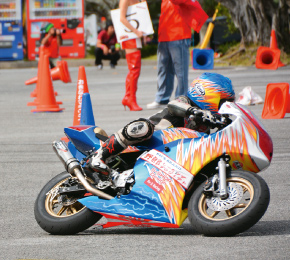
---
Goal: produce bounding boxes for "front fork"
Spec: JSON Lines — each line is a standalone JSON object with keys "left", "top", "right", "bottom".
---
{"left": 204, "top": 156, "right": 230, "bottom": 199}
{"left": 217, "top": 158, "right": 228, "bottom": 199}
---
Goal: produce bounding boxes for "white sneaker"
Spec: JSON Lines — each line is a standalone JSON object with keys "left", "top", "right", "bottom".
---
{"left": 97, "top": 64, "right": 103, "bottom": 70}
{"left": 147, "top": 101, "right": 166, "bottom": 109}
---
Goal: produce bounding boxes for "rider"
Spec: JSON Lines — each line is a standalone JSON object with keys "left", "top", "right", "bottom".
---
{"left": 88, "top": 72, "right": 235, "bottom": 182}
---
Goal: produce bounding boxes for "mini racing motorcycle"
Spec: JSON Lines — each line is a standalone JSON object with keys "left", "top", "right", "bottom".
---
{"left": 34, "top": 102, "right": 273, "bottom": 236}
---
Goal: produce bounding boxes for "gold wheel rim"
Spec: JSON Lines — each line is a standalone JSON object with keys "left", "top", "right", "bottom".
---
{"left": 45, "top": 177, "right": 86, "bottom": 218}
{"left": 198, "top": 177, "right": 254, "bottom": 221}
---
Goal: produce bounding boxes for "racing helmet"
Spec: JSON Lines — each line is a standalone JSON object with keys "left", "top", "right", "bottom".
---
{"left": 187, "top": 72, "right": 235, "bottom": 113}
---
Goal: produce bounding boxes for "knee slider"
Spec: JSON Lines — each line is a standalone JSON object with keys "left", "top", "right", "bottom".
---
{"left": 122, "top": 118, "right": 154, "bottom": 142}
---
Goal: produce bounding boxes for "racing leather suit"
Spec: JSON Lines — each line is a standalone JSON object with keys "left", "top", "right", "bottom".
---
{"left": 89, "top": 96, "right": 213, "bottom": 177}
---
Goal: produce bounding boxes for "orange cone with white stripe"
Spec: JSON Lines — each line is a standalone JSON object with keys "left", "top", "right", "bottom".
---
{"left": 73, "top": 66, "right": 89, "bottom": 125}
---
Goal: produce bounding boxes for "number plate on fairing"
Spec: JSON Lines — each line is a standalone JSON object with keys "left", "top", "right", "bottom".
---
{"left": 140, "top": 149, "right": 193, "bottom": 189}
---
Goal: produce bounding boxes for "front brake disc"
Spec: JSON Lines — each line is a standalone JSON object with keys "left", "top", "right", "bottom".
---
{"left": 206, "top": 182, "right": 244, "bottom": 211}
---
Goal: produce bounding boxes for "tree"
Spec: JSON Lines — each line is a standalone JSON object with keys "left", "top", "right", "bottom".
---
{"left": 85, "top": 0, "right": 161, "bottom": 22}
{"left": 218, "top": 0, "right": 290, "bottom": 53}
{"left": 85, "top": 0, "right": 119, "bottom": 18}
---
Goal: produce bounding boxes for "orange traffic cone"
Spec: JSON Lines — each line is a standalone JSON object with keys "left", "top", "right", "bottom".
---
{"left": 25, "top": 60, "right": 72, "bottom": 85}
{"left": 73, "top": 66, "right": 89, "bottom": 125}
{"left": 262, "top": 83, "right": 290, "bottom": 119}
{"left": 27, "top": 46, "right": 45, "bottom": 106}
{"left": 255, "top": 46, "right": 281, "bottom": 70}
{"left": 270, "top": 29, "right": 285, "bottom": 67}
{"left": 27, "top": 59, "right": 61, "bottom": 106}
{"left": 255, "top": 29, "right": 286, "bottom": 70}
{"left": 270, "top": 29, "right": 278, "bottom": 50}
{"left": 61, "top": 66, "right": 90, "bottom": 142}
{"left": 56, "top": 60, "right": 71, "bottom": 83}
{"left": 31, "top": 54, "right": 64, "bottom": 112}
{"left": 27, "top": 46, "right": 58, "bottom": 101}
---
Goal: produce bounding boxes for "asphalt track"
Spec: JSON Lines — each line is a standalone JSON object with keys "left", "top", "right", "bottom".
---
{"left": 0, "top": 63, "right": 289, "bottom": 260}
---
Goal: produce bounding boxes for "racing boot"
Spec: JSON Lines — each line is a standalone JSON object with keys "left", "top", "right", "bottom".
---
{"left": 89, "top": 134, "right": 126, "bottom": 187}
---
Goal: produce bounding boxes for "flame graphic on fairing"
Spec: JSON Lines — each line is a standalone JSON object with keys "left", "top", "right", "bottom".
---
{"left": 145, "top": 163, "right": 186, "bottom": 225}
{"left": 161, "top": 128, "right": 203, "bottom": 145}
{"left": 122, "top": 146, "right": 141, "bottom": 153}
{"left": 176, "top": 116, "right": 260, "bottom": 174}
{"left": 158, "top": 179, "right": 186, "bottom": 225}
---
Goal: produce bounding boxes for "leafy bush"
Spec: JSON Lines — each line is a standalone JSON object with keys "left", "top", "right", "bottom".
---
{"left": 141, "top": 44, "right": 158, "bottom": 58}
{"left": 85, "top": 44, "right": 158, "bottom": 59}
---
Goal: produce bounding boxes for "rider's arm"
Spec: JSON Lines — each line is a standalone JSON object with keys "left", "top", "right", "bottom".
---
{"left": 167, "top": 96, "right": 198, "bottom": 118}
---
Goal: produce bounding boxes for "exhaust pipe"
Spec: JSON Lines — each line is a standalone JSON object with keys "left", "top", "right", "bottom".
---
{"left": 52, "top": 141, "right": 113, "bottom": 200}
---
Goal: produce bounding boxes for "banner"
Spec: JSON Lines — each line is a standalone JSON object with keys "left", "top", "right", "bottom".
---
{"left": 110, "top": 1, "right": 154, "bottom": 43}
{"left": 84, "top": 14, "right": 97, "bottom": 47}
{"left": 141, "top": 149, "right": 193, "bottom": 189}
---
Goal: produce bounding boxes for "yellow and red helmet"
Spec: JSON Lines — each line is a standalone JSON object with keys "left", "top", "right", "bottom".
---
{"left": 187, "top": 73, "right": 235, "bottom": 113}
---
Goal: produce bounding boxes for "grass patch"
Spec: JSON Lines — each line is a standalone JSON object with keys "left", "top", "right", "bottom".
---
{"left": 214, "top": 42, "right": 290, "bottom": 67}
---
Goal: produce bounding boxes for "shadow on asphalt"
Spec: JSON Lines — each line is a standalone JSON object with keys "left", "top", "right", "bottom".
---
{"left": 238, "top": 220, "right": 290, "bottom": 237}
{"left": 78, "top": 220, "right": 290, "bottom": 237}
{"left": 82, "top": 223, "right": 198, "bottom": 236}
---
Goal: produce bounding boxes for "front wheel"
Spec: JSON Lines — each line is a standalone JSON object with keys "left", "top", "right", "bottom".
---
{"left": 34, "top": 171, "right": 102, "bottom": 235}
{"left": 188, "top": 171, "right": 270, "bottom": 236}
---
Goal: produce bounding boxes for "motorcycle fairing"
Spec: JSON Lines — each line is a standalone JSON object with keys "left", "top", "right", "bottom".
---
{"left": 64, "top": 126, "right": 101, "bottom": 156}
{"left": 96, "top": 213, "right": 180, "bottom": 229}
{"left": 173, "top": 102, "right": 272, "bottom": 175}
{"left": 79, "top": 151, "right": 189, "bottom": 227}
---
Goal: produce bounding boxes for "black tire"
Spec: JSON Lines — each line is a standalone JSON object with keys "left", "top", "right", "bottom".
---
{"left": 188, "top": 171, "right": 270, "bottom": 236}
{"left": 34, "top": 171, "right": 102, "bottom": 235}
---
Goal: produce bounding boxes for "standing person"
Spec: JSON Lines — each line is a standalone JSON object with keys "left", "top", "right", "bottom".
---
{"left": 119, "top": 0, "right": 145, "bottom": 111}
{"left": 147, "top": 0, "right": 208, "bottom": 109}
{"left": 40, "top": 23, "right": 62, "bottom": 69}
{"left": 95, "top": 22, "right": 121, "bottom": 70}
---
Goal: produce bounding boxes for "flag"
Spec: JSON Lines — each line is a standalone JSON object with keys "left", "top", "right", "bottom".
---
{"left": 180, "top": 0, "right": 209, "bottom": 33}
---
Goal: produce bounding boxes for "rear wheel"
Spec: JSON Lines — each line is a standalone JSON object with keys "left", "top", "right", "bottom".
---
{"left": 188, "top": 171, "right": 270, "bottom": 236}
{"left": 34, "top": 171, "right": 102, "bottom": 235}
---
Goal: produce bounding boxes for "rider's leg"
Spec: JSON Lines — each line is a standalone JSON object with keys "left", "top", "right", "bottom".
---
{"left": 89, "top": 133, "right": 126, "bottom": 179}
{"left": 89, "top": 118, "right": 154, "bottom": 179}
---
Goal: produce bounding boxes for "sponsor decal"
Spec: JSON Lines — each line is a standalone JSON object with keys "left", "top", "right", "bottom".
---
{"left": 120, "top": 35, "right": 129, "bottom": 40}
{"left": 194, "top": 82, "right": 205, "bottom": 96}
{"left": 141, "top": 149, "right": 193, "bottom": 189}
{"left": 144, "top": 177, "right": 164, "bottom": 193}
{"left": 77, "top": 80, "right": 84, "bottom": 121}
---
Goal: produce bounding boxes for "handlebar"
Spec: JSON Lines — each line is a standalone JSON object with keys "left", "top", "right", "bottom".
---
{"left": 188, "top": 108, "right": 230, "bottom": 128}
